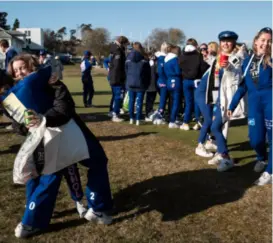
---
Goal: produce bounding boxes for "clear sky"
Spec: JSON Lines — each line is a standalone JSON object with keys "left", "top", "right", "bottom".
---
{"left": 1, "top": 1, "right": 272, "bottom": 46}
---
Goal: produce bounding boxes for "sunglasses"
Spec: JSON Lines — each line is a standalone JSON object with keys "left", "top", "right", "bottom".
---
{"left": 200, "top": 48, "right": 208, "bottom": 51}
{"left": 259, "top": 27, "right": 272, "bottom": 34}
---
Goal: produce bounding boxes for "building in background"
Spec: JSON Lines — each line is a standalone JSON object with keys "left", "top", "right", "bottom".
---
{"left": 16, "top": 28, "right": 44, "bottom": 51}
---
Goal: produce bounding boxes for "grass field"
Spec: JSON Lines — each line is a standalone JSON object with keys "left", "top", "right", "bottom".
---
{"left": 0, "top": 65, "right": 271, "bottom": 243}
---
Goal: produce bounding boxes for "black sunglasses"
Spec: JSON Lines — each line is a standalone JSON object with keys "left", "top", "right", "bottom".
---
{"left": 200, "top": 48, "right": 208, "bottom": 51}
{"left": 259, "top": 27, "right": 272, "bottom": 34}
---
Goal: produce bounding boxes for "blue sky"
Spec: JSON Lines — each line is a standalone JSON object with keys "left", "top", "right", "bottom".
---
{"left": 1, "top": 1, "right": 272, "bottom": 46}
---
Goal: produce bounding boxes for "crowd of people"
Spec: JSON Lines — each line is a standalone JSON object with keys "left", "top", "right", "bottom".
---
{"left": 0, "top": 26, "right": 271, "bottom": 238}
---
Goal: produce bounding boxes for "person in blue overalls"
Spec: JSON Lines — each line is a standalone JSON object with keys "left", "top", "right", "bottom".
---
{"left": 228, "top": 27, "right": 272, "bottom": 185}
{"left": 164, "top": 45, "right": 182, "bottom": 128}
{"left": 80, "top": 50, "right": 94, "bottom": 107}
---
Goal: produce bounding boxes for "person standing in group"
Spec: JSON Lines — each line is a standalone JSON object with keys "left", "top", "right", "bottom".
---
{"left": 80, "top": 50, "right": 94, "bottom": 108}
{"left": 206, "top": 42, "right": 219, "bottom": 65}
{"left": 199, "top": 43, "right": 210, "bottom": 63}
{"left": 145, "top": 50, "right": 158, "bottom": 121}
{"left": 202, "top": 31, "right": 246, "bottom": 171}
{"left": 54, "top": 56, "right": 64, "bottom": 81}
{"left": 179, "top": 38, "right": 210, "bottom": 131}
{"left": 125, "top": 42, "right": 150, "bottom": 125}
{"left": 0, "top": 39, "right": 18, "bottom": 72}
{"left": 108, "top": 36, "right": 129, "bottom": 122}
{"left": 228, "top": 27, "right": 272, "bottom": 185}
{"left": 164, "top": 45, "right": 182, "bottom": 128}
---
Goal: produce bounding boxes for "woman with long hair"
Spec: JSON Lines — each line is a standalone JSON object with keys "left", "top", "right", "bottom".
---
{"left": 228, "top": 27, "right": 272, "bottom": 185}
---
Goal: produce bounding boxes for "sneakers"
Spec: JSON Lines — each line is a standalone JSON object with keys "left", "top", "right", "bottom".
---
{"left": 136, "top": 120, "right": 140, "bottom": 126}
{"left": 217, "top": 157, "right": 234, "bottom": 172}
{"left": 84, "top": 208, "right": 113, "bottom": 225}
{"left": 153, "top": 118, "right": 166, "bottom": 125}
{"left": 108, "top": 112, "right": 114, "bottom": 118}
{"left": 180, "top": 123, "right": 190, "bottom": 131}
{"left": 193, "top": 123, "right": 201, "bottom": 131}
{"left": 5, "top": 124, "right": 13, "bottom": 130}
{"left": 205, "top": 140, "right": 217, "bottom": 150}
{"left": 129, "top": 119, "right": 134, "bottom": 124}
{"left": 119, "top": 108, "right": 125, "bottom": 115}
{"left": 255, "top": 172, "right": 272, "bottom": 186}
{"left": 195, "top": 144, "right": 214, "bottom": 158}
{"left": 15, "top": 222, "right": 40, "bottom": 238}
{"left": 253, "top": 161, "right": 267, "bottom": 173}
{"left": 168, "top": 122, "right": 179, "bottom": 129}
{"left": 112, "top": 115, "right": 124, "bottom": 123}
{"left": 76, "top": 201, "right": 87, "bottom": 218}
{"left": 208, "top": 153, "right": 222, "bottom": 165}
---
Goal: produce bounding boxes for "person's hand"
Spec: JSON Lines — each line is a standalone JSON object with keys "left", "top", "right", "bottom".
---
{"left": 48, "top": 72, "right": 58, "bottom": 84}
{"left": 220, "top": 60, "right": 229, "bottom": 68}
{"left": 25, "top": 109, "right": 42, "bottom": 129}
{"left": 227, "top": 110, "right": 233, "bottom": 118}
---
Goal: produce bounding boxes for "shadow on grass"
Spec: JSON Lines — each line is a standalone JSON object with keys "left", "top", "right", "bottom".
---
{"left": 78, "top": 112, "right": 110, "bottom": 123}
{"left": 228, "top": 141, "right": 253, "bottom": 152}
{"left": 113, "top": 162, "right": 258, "bottom": 223}
{"left": 71, "top": 91, "right": 112, "bottom": 96}
{"left": 0, "top": 144, "right": 21, "bottom": 155}
{"left": 52, "top": 208, "right": 77, "bottom": 219}
{"left": 98, "top": 132, "right": 157, "bottom": 142}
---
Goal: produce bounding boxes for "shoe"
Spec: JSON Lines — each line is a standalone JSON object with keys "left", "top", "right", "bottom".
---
{"left": 193, "top": 123, "right": 201, "bottom": 131}
{"left": 136, "top": 120, "right": 144, "bottom": 126}
{"left": 119, "top": 108, "right": 125, "bottom": 115}
{"left": 15, "top": 222, "right": 40, "bottom": 238}
{"left": 84, "top": 103, "right": 88, "bottom": 108}
{"left": 5, "top": 124, "right": 13, "bottom": 130}
{"left": 112, "top": 116, "right": 124, "bottom": 123}
{"left": 217, "top": 157, "right": 234, "bottom": 172}
{"left": 205, "top": 140, "right": 217, "bottom": 150}
{"left": 76, "top": 201, "right": 87, "bottom": 218}
{"left": 180, "top": 123, "right": 190, "bottom": 131}
{"left": 168, "top": 122, "right": 179, "bottom": 129}
{"left": 253, "top": 161, "right": 267, "bottom": 173}
{"left": 153, "top": 118, "right": 166, "bottom": 125}
{"left": 208, "top": 153, "right": 222, "bottom": 165}
{"left": 145, "top": 116, "right": 153, "bottom": 122}
{"left": 129, "top": 119, "right": 134, "bottom": 125}
{"left": 255, "top": 172, "right": 272, "bottom": 186}
{"left": 84, "top": 208, "right": 113, "bottom": 225}
{"left": 195, "top": 144, "right": 214, "bottom": 158}
{"left": 108, "top": 112, "right": 113, "bottom": 118}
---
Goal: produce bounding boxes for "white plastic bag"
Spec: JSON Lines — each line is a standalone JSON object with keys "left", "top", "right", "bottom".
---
{"left": 13, "top": 116, "right": 47, "bottom": 184}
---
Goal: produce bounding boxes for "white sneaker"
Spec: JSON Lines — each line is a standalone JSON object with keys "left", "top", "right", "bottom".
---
{"left": 253, "top": 161, "right": 267, "bottom": 173}
{"left": 217, "top": 158, "right": 234, "bottom": 172}
{"left": 129, "top": 119, "right": 134, "bottom": 124}
{"left": 5, "top": 124, "right": 13, "bottom": 130}
{"left": 195, "top": 144, "right": 214, "bottom": 158}
{"left": 84, "top": 208, "right": 112, "bottom": 225}
{"left": 205, "top": 140, "right": 217, "bottom": 150}
{"left": 15, "top": 222, "right": 40, "bottom": 238}
{"left": 208, "top": 153, "right": 223, "bottom": 165}
{"left": 168, "top": 122, "right": 179, "bottom": 129}
{"left": 145, "top": 117, "right": 153, "bottom": 122}
{"left": 108, "top": 112, "right": 113, "bottom": 118}
{"left": 180, "top": 123, "right": 190, "bottom": 131}
{"left": 193, "top": 123, "right": 201, "bottom": 131}
{"left": 136, "top": 120, "right": 140, "bottom": 126}
{"left": 255, "top": 172, "right": 272, "bottom": 186}
{"left": 119, "top": 108, "right": 125, "bottom": 115}
{"left": 153, "top": 118, "right": 166, "bottom": 125}
{"left": 112, "top": 116, "right": 124, "bottom": 123}
{"left": 76, "top": 201, "right": 87, "bottom": 218}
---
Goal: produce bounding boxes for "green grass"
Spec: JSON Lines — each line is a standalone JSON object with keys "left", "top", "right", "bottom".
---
{"left": 0, "top": 65, "right": 270, "bottom": 243}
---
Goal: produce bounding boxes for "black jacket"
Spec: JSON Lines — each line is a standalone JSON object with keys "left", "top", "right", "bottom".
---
{"left": 179, "top": 50, "right": 209, "bottom": 80}
{"left": 108, "top": 42, "right": 126, "bottom": 86}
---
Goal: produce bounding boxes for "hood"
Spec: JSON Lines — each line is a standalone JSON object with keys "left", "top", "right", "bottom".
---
{"left": 165, "top": 53, "right": 177, "bottom": 63}
{"left": 127, "top": 50, "right": 144, "bottom": 62}
{"left": 184, "top": 45, "right": 197, "bottom": 53}
{"left": 155, "top": 51, "right": 166, "bottom": 58}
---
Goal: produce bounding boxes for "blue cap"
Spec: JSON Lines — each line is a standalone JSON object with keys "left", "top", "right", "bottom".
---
{"left": 218, "top": 31, "right": 238, "bottom": 41}
{"left": 84, "top": 50, "right": 91, "bottom": 57}
{"left": 40, "top": 49, "right": 46, "bottom": 56}
{"left": 259, "top": 27, "right": 272, "bottom": 34}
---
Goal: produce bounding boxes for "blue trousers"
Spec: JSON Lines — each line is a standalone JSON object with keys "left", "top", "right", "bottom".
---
{"left": 111, "top": 85, "right": 123, "bottom": 115}
{"left": 211, "top": 104, "right": 228, "bottom": 155}
{"left": 195, "top": 92, "right": 213, "bottom": 144}
{"left": 248, "top": 89, "right": 272, "bottom": 174}
{"left": 83, "top": 82, "right": 94, "bottom": 105}
{"left": 167, "top": 79, "right": 181, "bottom": 123}
{"left": 23, "top": 158, "right": 113, "bottom": 229}
{"left": 183, "top": 80, "right": 201, "bottom": 123}
{"left": 128, "top": 90, "right": 145, "bottom": 120}
{"left": 158, "top": 86, "right": 168, "bottom": 114}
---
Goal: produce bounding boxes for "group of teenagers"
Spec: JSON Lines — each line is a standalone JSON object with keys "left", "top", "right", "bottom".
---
{"left": 0, "top": 26, "right": 271, "bottom": 239}
{"left": 103, "top": 27, "right": 272, "bottom": 182}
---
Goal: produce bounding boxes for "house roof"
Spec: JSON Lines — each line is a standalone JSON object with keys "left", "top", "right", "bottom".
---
{"left": 6, "top": 30, "right": 26, "bottom": 37}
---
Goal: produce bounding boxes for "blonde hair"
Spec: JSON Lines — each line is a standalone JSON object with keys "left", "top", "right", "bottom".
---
{"left": 252, "top": 30, "right": 272, "bottom": 68}
{"left": 7, "top": 53, "right": 40, "bottom": 79}
{"left": 208, "top": 42, "right": 219, "bottom": 56}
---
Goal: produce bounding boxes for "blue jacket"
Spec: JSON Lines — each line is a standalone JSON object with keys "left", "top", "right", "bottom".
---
{"left": 229, "top": 55, "right": 272, "bottom": 111}
{"left": 155, "top": 52, "right": 167, "bottom": 87}
{"left": 80, "top": 58, "right": 92, "bottom": 82}
{"left": 125, "top": 50, "right": 150, "bottom": 92}
{"left": 5, "top": 48, "right": 18, "bottom": 71}
{"left": 103, "top": 56, "right": 111, "bottom": 81}
{"left": 1, "top": 66, "right": 53, "bottom": 115}
{"left": 164, "top": 53, "right": 182, "bottom": 89}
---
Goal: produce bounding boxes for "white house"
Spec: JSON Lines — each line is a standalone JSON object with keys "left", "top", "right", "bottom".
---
{"left": 0, "top": 27, "right": 26, "bottom": 53}
{"left": 16, "top": 28, "right": 44, "bottom": 50}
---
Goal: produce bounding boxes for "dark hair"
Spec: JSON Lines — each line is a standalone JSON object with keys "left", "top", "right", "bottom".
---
{"left": 186, "top": 38, "right": 198, "bottom": 47}
{"left": 0, "top": 69, "right": 14, "bottom": 91}
{"left": 0, "top": 39, "right": 9, "bottom": 48}
{"left": 116, "top": 36, "right": 129, "bottom": 45}
{"left": 133, "top": 42, "right": 148, "bottom": 59}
